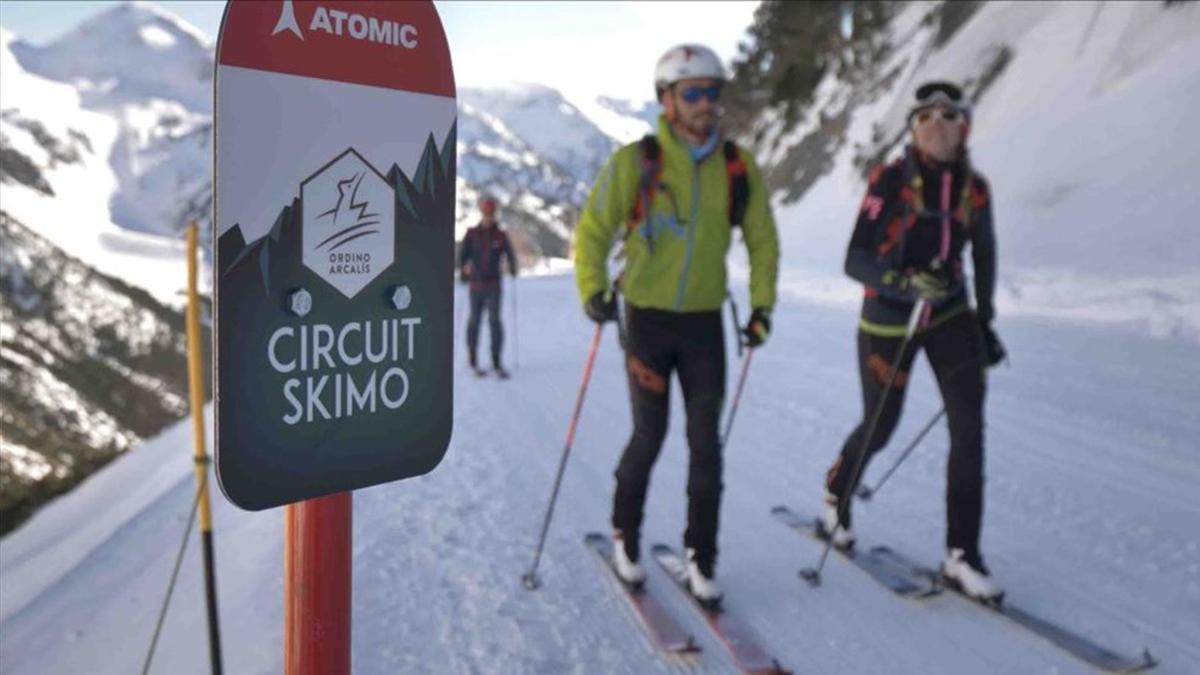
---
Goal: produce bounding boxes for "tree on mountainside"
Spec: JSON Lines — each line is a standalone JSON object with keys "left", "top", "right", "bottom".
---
{"left": 724, "top": 0, "right": 895, "bottom": 138}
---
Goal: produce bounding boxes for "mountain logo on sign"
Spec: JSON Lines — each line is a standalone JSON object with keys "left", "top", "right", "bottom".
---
{"left": 301, "top": 149, "right": 395, "bottom": 298}
{"left": 270, "top": 0, "right": 418, "bottom": 48}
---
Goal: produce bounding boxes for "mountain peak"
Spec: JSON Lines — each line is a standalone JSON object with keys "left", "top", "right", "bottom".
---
{"left": 11, "top": 1, "right": 214, "bottom": 111}
{"left": 65, "top": 1, "right": 213, "bottom": 50}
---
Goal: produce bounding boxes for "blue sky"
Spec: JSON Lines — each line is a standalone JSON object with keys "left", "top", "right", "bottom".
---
{"left": 0, "top": 0, "right": 760, "bottom": 102}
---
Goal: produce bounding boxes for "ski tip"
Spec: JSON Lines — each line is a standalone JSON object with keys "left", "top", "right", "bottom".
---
{"left": 583, "top": 531, "right": 607, "bottom": 544}
{"left": 769, "top": 504, "right": 789, "bottom": 515}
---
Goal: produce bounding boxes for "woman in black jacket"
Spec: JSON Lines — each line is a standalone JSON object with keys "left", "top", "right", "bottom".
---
{"left": 819, "top": 81, "right": 1007, "bottom": 602}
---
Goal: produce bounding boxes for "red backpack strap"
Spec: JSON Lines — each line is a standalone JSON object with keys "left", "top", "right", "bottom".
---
{"left": 723, "top": 140, "right": 749, "bottom": 229}
{"left": 628, "top": 135, "right": 663, "bottom": 235}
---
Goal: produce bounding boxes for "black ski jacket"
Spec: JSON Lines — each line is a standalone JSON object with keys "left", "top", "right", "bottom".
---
{"left": 845, "top": 145, "right": 996, "bottom": 336}
{"left": 459, "top": 223, "right": 517, "bottom": 290}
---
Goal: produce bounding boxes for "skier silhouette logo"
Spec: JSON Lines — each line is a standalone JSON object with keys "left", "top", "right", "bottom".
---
{"left": 301, "top": 149, "right": 396, "bottom": 298}
{"left": 272, "top": 0, "right": 304, "bottom": 40}
{"left": 315, "top": 172, "right": 381, "bottom": 252}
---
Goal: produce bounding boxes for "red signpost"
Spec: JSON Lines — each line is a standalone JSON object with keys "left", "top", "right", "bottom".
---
{"left": 214, "top": 2, "right": 456, "bottom": 672}
{"left": 285, "top": 493, "right": 352, "bottom": 675}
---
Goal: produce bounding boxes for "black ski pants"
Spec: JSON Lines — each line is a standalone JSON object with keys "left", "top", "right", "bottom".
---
{"left": 612, "top": 306, "right": 726, "bottom": 566}
{"left": 826, "top": 309, "right": 988, "bottom": 555}
{"left": 466, "top": 285, "right": 503, "bottom": 367}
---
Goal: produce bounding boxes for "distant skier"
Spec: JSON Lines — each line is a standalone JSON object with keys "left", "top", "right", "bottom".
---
{"left": 459, "top": 196, "right": 518, "bottom": 378}
{"left": 574, "top": 44, "right": 780, "bottom": 605}
{"left": 819, "top": 81, "right": 1007, "bottom": 601}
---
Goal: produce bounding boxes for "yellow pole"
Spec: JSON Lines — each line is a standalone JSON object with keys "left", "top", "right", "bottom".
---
{"left": 186, "top": 222, "right": 223, "bottom": 674}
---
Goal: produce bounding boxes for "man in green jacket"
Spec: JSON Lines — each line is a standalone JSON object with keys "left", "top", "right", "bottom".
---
{"left": 574, "top": 44, "right": 779, "bottom": 604}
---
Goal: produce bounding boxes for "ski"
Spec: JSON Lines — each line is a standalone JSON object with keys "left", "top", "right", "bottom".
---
{"left": 896, "top": 556, "right": 1158, "bottom": 673}
{"left": 650, "top": 543, "right": 790, "bottom": 675}
{"left": 583, "top": 533, "right": 699, "bottom": 656}
{"left": 770, "top": 505, "right": 940, "bottom": 600}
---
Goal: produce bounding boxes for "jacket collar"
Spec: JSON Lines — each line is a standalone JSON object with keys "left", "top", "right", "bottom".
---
{"left": 657, "top": 114, "right": 721, "bottom": 163}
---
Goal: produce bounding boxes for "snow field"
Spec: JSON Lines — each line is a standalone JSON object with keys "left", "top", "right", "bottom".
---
{"left": 2, "top": 275, "right": 1197, "bottom": 674}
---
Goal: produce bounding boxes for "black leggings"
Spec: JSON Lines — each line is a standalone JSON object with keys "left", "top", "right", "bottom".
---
{"left": 826, "top": 309, "right": 987, "bottom": 555}
{"left": 466, "top": 285, "right": 503, "bottom": 366}
{"left": 612, "top": 306, "right": 726, "bottom": 565}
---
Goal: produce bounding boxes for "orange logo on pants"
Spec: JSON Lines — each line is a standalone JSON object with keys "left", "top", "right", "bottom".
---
{"left": 627, "top": 355, "right": 668, "bottom": 395}
{"left": 867, "top": 353, "right": 908, "bottom": 389}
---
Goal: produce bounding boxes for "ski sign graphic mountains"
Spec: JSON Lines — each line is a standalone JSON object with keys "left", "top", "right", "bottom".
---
{"left": 213, "top": 0, "right": 457, "bottom": 510}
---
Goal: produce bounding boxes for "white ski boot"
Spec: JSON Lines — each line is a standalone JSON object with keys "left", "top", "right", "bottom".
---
{"left": 819, "top": 498, "right": 856, "bottom": 551}
{"left": 611, "top": 531, "right": 646, "bottom": 588}
{"left": 942, "top": 548, "right": 1004, "bottom": 603}
{"left": 685, "top": 548, "right": 723, "bottom": 607}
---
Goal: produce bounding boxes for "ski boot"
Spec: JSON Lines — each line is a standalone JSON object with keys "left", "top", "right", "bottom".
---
{"left": 941, "top": 548, "right": 1004, "bottom": 604}
{"left": 685, "top": 548, "right": 722, "bottom": 609}
{"left": 612, "top": 530, "right": 645, "bottom": 589}
{"left": 816, "top": 492, "right": 855, "bottom": 551}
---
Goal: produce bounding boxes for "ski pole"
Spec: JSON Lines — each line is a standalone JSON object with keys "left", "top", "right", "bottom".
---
{"left": 522, "top": 324, "right": 605, "bottom": 590}
{"left": 856, "top": 407, "right": 944, "bottom": 501}
{"left": 801, "top": 300, "right": 926, "bottom": 587}
{"left": 512, "top": 276, "right": 519, "bottom": 370}
{"left": 721, "top": 349, "right": 754, "bottom": 448}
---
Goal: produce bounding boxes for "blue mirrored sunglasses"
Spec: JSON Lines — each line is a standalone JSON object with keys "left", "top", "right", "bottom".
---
{"left": 679, "top": 85, "right": 722, "bottom": 104}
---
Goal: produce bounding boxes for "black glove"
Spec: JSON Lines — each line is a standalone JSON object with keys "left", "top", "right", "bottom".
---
{"left": 459, "top": 263, "right": 471, "bottom": 284}
{"left": 742, "top": 307, "right": 771, "bottom": 348}
{"left": 980, "top": 321, "right": 1006, "bottom": 367}
{"left": 584, "top": 290, "right": 618, "bottom": 324}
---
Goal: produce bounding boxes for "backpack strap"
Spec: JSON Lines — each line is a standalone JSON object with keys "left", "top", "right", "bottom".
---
{"left": 627, "top": 135, "right": 752, "bottom": 237}
{"left": 628, "top": 135, "right": 663, "bottom": 237}
{"left": 723, "top": 140, "right": 750, "bottom": 229}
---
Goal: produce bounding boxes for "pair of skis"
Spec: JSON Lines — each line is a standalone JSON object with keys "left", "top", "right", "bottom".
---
{"left": 584, "top": 533, "right": 788, "bottom": 674}
{"left": 771, "top": 505, "right": 1157, "bottom": 673}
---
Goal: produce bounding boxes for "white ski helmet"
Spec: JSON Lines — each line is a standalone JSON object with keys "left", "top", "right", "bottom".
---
{"left": 654, "top": 44, "right": 726, "bottom": 97}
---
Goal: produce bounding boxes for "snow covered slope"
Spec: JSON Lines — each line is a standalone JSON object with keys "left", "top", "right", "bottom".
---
{"left": 1, "top": 4, "right": 657, "bottom": 293}
{"left": 1, "top": 23, "right": 192, "bottom": 305}
{"left": 747, "top": 0, "right": 1200, "bottom": 341}
{"left": 1, "top": 276, "right": 1197, "bottom": 674}
{"left": 0, "top": 212, "right": 197, "bottom": 535}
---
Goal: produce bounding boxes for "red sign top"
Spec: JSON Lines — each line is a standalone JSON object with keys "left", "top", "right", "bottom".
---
{"left": 217, "top": 0, "right": 454, "bottom": 97}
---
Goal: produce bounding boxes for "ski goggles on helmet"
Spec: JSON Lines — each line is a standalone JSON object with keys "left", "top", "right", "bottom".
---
{"left": 913, "top": 108, "right": 963, "bottom": 125}
{"left": 908, "top": 81, "right": 968, "bottom": 124}
{"left": 679, "top": 84, "right": 722, "bottom": 104}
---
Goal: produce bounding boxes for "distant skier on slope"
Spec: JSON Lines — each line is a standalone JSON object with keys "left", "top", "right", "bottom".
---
{"left": 819, "top": 81, "right": 1007, "bottom": 601}
{"left": 460, "top": 196, "right": 518, "bottom": 378}
{"left": 573, "top": 44, "right": 780, "bottom": 606}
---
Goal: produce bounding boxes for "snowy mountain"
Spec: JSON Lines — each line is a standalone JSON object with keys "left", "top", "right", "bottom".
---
{"left": 0, "top": 1, "right": 655, "bottom": 531}
{"left": 0, "top": 3, "right": 657, "bottom": 280}
{"left": 455, "top": 85, "right": 654, "bottom": 261}
{"left": 736, "top": 0, "right": 1200, "bottom": 342}
{"left": 9, "top": 2, "right": 214, "bottom": 241}
{"left": 0, "top": 211, "right": 199, "bottom": 536}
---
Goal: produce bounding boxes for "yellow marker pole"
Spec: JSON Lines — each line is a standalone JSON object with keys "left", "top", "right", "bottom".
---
{"left": 186, "top": 222, "right": 223, "bottom": 675}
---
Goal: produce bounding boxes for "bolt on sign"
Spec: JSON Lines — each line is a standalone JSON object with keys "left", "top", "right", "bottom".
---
{"left": 214, "top": 0, "right": 456, "bottom": 510}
